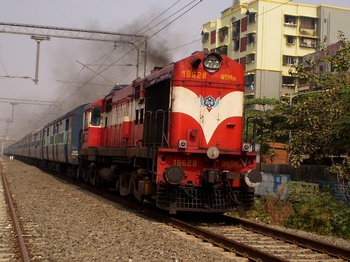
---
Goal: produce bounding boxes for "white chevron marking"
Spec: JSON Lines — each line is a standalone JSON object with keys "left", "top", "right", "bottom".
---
{"left": 172, "top": 86, "right": 243, "bottom": 144}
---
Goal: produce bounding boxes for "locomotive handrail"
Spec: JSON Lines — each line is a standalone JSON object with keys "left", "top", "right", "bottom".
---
{"left": 155, "top": 109, "right": 169, "bottom": 148}
{"left": 145, "top": 110, "right": 154, "bottom": 174}
{"left": 245, "top": 116, "right": 263, "bottom": 169}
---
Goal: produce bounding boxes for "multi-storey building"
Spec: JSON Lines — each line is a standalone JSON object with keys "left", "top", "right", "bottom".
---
{"left": 202, "top": 0, "right": 350, "bottom": 99}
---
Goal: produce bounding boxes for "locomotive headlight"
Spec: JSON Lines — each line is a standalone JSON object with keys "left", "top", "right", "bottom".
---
{"left": 203, "top": 53, "right": 222, "bottom": 73}
{"left": 164, "top": 165, "right": 185, "bottom": 185}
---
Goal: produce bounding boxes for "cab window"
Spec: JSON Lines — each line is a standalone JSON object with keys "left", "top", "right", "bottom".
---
{"left": 91, "top": 106, "right": 101, "bottom": 126}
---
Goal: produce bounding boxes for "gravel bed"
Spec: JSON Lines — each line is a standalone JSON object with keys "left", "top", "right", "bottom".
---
{"left": 2, "top": 156, "right": 350, "bottom": 262}
{"left": 1, "top": 156, "right": 237, "bottom": 262}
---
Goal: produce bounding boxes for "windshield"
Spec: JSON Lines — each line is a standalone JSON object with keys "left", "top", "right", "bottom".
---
{"left": 90, "top": 106, "right": 101, "bottom": 126}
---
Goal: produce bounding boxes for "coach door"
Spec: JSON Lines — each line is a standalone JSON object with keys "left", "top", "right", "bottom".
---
{"left": 64, "top": 118, "right": 69, "bottom": 163}
{"left": 45, "top": 128, "right": 50, "bottom": 160}
{"left": 42, "top": 129, "right": 45, "bottom": 159}
{"left": 54, "top": 124, "right": 58, "bottom": 161}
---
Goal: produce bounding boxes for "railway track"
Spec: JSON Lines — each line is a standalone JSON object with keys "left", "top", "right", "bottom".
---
{"left": 0, "top": 160, "right": 29, "bottom": 262}
{"left": 3, "top": 159, "right": 349, "bottom": 262}
{"left": 189, "top": 215, "right": 350, "bottom": 262}
{"left": 71, "top": 178, "right": 350, "bottom": 262}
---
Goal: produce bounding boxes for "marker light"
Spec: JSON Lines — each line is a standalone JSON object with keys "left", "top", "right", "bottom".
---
{"left": 178, "top": 140, "right": 187, "bottom": 149}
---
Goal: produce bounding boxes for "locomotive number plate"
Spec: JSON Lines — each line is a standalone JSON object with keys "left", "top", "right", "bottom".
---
{"left": 221, "top": 160, "right": 242, "bottom": 169}
{"left": 181, "top": 71, "right": 207, "bottom": 79}
{"left": 173, "top": 159, "right": 198, "bottom": 167}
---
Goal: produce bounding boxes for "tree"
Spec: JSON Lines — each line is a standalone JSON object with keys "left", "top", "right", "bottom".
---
{"left": 287, "top": 32, "right": 350, "bottom": 172}
{"left": 244, "top": 97, "right": 288, "bottom": 159}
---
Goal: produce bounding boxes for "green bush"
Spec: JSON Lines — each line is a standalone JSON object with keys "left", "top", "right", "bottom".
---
{"left": 246, "top": 195, "right": 293, "bottom": 225}
{"left": 245, "top": 182, "right": 350, "bottom": 240}
{"left": 285, "top": 182, "right": 350, "bottom": 239}
{"left": 329, "top": 204, "right": 350, "bottom": 239}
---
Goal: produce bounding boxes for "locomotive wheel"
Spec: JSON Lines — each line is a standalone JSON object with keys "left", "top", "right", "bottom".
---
{"left": 119, "top": 172, "right": 129, "bottom": 196}
{"left": 89, "top": 172, "right": 96, "bottom": 186}
{"left": 128, "top": 173, "right": 142, "bottom": 202}
{"left": 83, "top": 171, "right": 89, "bottom": 184}
{"left": 87, "top": 163, "right": 98, "bottom": 186}
{"left": 115, "top": 176, "right": 120, "bottom": 194}
{"left": 89, "top": 170, "right": 99, "bottom": 187}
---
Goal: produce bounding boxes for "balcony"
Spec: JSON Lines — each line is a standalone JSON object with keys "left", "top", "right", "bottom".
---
{"left": 299, "top": 28, "right": 317, "bottom": 37}
{"left": 300, "top": 37, "right": 317, "bottom": 48}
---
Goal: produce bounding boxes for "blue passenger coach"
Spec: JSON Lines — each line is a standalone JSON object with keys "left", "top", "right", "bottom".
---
{"left": 5, "top": 104, "right": 86, "bottom": 174}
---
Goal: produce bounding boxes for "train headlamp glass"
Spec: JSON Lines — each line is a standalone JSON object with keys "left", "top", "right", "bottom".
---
{"left": 164, "top": 165, "right": 184, "bottom": 185}
{"left": 203, "top": 53, "right": 222, "bottom": 73}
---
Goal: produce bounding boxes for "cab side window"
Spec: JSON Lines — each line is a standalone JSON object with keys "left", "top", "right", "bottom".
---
{"left": 91, "top": 106, "right": 101, "bottom": 126}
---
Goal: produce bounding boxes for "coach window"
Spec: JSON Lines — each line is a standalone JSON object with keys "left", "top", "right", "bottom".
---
{"left": 91, "top": 105, "right": 101, "bottom": 126}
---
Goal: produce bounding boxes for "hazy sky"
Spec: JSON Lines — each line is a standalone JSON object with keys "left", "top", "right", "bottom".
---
{"left": 1, "top": 0, "right": 350, "bottom": 142}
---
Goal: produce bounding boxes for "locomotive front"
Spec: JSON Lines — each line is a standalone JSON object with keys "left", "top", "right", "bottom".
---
{"left": 150, "top": 52, "right": 262, "bottom": 213}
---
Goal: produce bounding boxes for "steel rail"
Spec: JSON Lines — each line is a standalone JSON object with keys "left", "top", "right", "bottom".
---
{"left": 0, "top": 161, "right": 30, "bottom": 262}
{"left": 223, "top": 216, "right": 350, "bottom": 261}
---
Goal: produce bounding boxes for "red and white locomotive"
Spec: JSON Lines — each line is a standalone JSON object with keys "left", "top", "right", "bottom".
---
{"left": 79, "top": 51, "right": 262, "bottom": 213}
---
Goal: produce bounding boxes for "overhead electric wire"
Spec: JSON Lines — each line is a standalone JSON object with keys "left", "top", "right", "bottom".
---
{"left": 58, "top": 0, "right": 203, "bottom": 106}
{"left": 160, "top": 0, "right": 293, "bottom": 55}
{"left": 89, "top": 0, "right": 203, "bottom": 80}
{"left": 135, "top": 0, "right": 181, "bottom": 35}
{"left": 35, "top": 0, "right": 204, "bottom": 125}
{"left": 0, "top": 56, "right": 9, "bottom": 76}
{"left": 137, "top": 0, "right": 197, "bottom": 35}
{"left": 56, "top": 46, "right": 118, "bottom": 103}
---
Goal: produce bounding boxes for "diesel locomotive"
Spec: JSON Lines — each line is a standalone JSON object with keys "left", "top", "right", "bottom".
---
{"left": 5, "top": 51, "right": 262, "bottom": 214}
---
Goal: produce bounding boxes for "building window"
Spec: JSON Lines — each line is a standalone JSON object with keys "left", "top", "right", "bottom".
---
{"left": 245, "top": 93, "right": 255, "bottom": 100}
{"left": 282, "top": 76, "right": 295, "bottom": 88}
{"left": 216, "top": 45, "right": 228, "bottom": 55}
{"left": 232, "top": 20, "right": 240, "bottom": 51}
{"left": 247, "top": 33, "right": 255, "bottom": 49}
{"left": 240, "top": 36, "right": 247, "bottom": 52}
{"left": 283, "top": 55, "right": 302, "bottom": 66}
{"left": 241, "top": 17, "right": 248, "bottom": 32}
{"left": 201, "top": 32, "right": 209, "bottom": 43}
{"left": 246, "top": 53, "right": 255, "bottom": 64}
{"left": 218, "top": 26, "right": 228, "bottom": 42}
{"left": 210, "top": 30, "right": 216, "bottom": 44}
{"left": 300, "top": 17, "right": 316, "bottom": 30}
{"left": 239, "top": 57, "right": 246, "bottom": 70}
{"left": 248, "top": 12, "right": 256, "bottom": 24}
{"left": 233, "top": 39, "right": 240, "bottom": 51}
{"left": 232, "top": 20, "right": 240, "bottom": 41}
{"left": 286, "top": 35, "right": 295, "bottom": 45}
{"left": 247, "top": 33, "right": 255, "bottom": 44}
{"left": 284, "top": 15, "right": 297, "bottom": 26}
{"left": 245, "top": 74, "right": 255, "bottom": 90}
